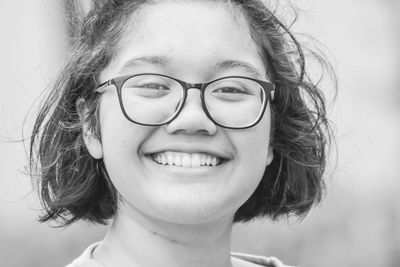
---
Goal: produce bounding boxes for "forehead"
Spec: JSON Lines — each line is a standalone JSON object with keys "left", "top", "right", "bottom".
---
{"left": 101, "top": 0, "right": 265, "bottom": 80}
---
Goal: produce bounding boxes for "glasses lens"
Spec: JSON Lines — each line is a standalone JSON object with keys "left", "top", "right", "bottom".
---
{"left": 120, "top": 74, "right": 184, "bottom": 124}
{"left": 204, "top": 77, "right": 266, "bottom": 128}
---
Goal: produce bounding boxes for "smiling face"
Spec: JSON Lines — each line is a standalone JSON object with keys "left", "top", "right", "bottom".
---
{"left": 84, "top": 0, "right": 273, "bottom": 224}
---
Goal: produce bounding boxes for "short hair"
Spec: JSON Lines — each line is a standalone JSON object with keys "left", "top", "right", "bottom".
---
{"left": 29, "top": 0, "right": 336, "bottom": 226}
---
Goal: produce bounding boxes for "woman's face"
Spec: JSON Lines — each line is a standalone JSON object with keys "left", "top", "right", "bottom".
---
{"left": 87, "top": 1, "right": 273, "bottom": 224}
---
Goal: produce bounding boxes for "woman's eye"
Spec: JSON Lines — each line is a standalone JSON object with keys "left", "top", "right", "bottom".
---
{"left": 123, "top": 79, "right": 172, "bottom": 98}
{"left": 213, "top": 87, "right": 249, "bottom": 94}
{"left": 209, "top": 86, "right": 253, "bottom": 102}
{"left": 136, "top": 83, "right": 170, "bottom": 90}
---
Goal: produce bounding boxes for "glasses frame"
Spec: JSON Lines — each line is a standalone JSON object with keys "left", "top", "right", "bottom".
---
{"left": 95, "top": 73, "right": 275, "bottom": 129}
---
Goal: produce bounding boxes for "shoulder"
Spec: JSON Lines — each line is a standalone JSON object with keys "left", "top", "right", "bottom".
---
{"left": 66, "top": 243, "right": 295, "bottom": 267}
{"left": 65, "top": 261, "right": 102, "bottom": 267}
{"left": 65, "top": 243, "right": 104, "bottom": 267}
{"left": 231, "top": 252, "right": 295, "bottom": 267}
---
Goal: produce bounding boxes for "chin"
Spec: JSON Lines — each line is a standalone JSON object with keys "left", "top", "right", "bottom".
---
{"left": 148, "top": 198, "right": 239, "bottom": 225}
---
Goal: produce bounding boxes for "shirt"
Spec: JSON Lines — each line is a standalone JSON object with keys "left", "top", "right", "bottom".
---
{"left": 65, "top": 242, "right": 292, "bottom": 267}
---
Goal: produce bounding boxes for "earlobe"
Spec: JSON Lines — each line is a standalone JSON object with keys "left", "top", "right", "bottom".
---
{"left": 76, "top": 98, "right": 103, "bottom": 159}
{"left": 266, "top": 147, "right": 274, "bottom": 166}
{"left": 83, "top": 130, "right": 103, "bottom": 159}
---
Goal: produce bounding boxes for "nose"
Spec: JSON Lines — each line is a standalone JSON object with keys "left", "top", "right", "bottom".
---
{"left": 165, "top": 89, "right": 217, "bottom": 135}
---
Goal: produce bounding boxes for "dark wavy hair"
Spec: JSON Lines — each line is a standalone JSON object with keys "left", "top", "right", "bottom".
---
{"left": 29, "top": 0, "right": 336, "bottom": 226}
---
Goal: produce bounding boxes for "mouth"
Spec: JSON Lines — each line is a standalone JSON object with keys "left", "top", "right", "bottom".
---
{"left": 146, "top": 151, "right": 227, "bottom": 168}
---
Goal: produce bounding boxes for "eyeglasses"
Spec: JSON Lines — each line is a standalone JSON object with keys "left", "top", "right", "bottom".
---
{"left": 95, "top": 73, "right": 275, "bottom": 129}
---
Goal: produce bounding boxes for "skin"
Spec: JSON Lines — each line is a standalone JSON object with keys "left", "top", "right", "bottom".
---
{"left": 81, "top": 1, "right": 274, "bottom": 267}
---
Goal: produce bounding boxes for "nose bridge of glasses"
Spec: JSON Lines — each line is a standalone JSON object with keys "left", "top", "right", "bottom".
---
{"left": 170, "top": 82, "right": 215, "bottom": 132}
{"left": 183, "top": 82, "right": 204, "bottom": 91}
{"left": 178, "top": 82, "right": 207, "bottom": 117}
{"left": 182, "top": 83, "right": 204, "bottom": 105}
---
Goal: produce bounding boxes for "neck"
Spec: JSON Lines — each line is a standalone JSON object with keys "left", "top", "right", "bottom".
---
{"left": 93, "top": 205, "right": 235, "bottom": 267}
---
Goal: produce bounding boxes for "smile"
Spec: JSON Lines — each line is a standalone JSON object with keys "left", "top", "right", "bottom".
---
{"left": 150, "top": 151, "right": 225, "bottom": 168}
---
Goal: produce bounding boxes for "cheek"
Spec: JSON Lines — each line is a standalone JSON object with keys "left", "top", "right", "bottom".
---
{"left": 99, "top": 97, "right": 132, "bottom": 156}
{"left": 233, "top": 132, "right": 270, "bottom": 193}
{"left": 224, "top": 110, "right": 272, "bottom": 201}
{"left": 236, "top": 109, "right": 272, "bottom": 170}
{"left": 97, "top": 95, "right": 150, "bottom": 180}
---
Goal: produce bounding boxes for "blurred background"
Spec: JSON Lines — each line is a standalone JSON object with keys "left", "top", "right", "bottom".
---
{"left": 0, "top": 0, "right": 399, "bottom": 266}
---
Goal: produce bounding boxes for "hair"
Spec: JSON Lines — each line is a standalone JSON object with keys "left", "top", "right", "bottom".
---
{"left": 29, "top": 0, "right": 336, "bottom": 226}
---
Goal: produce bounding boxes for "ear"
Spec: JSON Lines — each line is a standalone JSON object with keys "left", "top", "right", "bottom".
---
{"left": 266, "top": 146, "right": 274, "bottom": 166}
{"left": 76, "top": 98, "right": 103, "bottom": 159}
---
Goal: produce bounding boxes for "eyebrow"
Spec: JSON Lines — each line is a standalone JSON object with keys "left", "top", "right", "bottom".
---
{"left": 119, "top": 56, "right": 264, "bottom": 78}
{"left": 214, "top": 60, "right": 264, "bottom": 78}
{"left": 119, "top": 56, "right": 167, "bottom": 73}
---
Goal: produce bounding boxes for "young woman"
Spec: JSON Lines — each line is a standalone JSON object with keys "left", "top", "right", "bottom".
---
{"left": 30, "top": 1, "right": 334, "bottom": 266}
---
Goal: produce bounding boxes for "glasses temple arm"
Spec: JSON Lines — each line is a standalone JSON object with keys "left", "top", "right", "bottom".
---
{"left": 95, "top": 80, "right": 113, "bottom": 93}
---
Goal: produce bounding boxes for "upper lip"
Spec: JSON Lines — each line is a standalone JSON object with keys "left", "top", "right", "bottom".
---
{"left": 144, "top": 144, "right": 233, "bottom": 160}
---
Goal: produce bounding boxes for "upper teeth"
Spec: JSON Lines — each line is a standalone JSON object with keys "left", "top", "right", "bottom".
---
{"left": 151, "top": 152, "right": 222, "bottom": 167}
